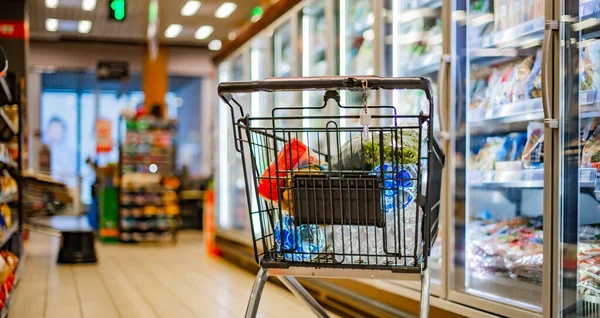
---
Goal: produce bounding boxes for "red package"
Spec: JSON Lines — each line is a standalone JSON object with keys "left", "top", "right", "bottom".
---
{"left": 257, "top": 138, "right": 318, "bottom": 201}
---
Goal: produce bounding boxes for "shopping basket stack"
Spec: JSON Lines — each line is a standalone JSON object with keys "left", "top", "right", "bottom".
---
{"left": 218, "top": 76, "right": 444, "bottom": 317}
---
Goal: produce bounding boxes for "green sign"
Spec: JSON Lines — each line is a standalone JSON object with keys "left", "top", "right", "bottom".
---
{"left": 109, "top": 0, "right": 126, "bottom": 21}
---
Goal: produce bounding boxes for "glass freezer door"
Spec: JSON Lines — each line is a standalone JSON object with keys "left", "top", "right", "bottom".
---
{"left": 383, "top": 0, "right": 445, "bottom": 290}
{"left": 452, "top": 0, "right": 546, "bottom": 312}
{"left": 557, "top": 0, "right": 600, "bottom": 316}
{"left": 216, "top": 53, "right": 253, "bottom": 242}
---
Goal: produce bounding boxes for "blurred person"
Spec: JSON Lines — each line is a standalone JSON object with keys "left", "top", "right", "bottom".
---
{"left": 43, "top": 116, "right": 76, "bottom": 187}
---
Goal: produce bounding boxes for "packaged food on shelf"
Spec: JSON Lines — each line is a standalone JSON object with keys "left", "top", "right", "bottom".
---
{"left": 522, "top": 122, "right": 545, "bottom": 169}
{"left": 468, "top": 217, "right": 543, "bottom": 283}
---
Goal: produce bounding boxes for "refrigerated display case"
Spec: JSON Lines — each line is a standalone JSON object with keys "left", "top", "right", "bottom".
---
{"left": 450, "top": 0, "right": 546, "bottom": 314}
{"left": 216, "top": 52, "right": 253, "bottom": 245}
{"left": 383, "top": 0, "right": 445, "bottom": 294}
{"left": 557, "top": 0, "right": 600, "bottom": 316}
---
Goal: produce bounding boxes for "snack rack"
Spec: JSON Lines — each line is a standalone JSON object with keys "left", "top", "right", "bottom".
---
{"left": 117, "top": 117, "right": 180, "bottom": 243}
{"left": 0, "top": 46, "right": 25, "bottom": 316}
{"left": 218, "top": 76, "right": 444, "bottom": 317}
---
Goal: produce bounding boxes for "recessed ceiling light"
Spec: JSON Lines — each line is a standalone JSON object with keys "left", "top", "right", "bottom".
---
{"left": 228, "top": 31, "right": 236, "bottom": 41}
{"left": 164, "top": 24, "right": 183, "bottom": 38}
{"left": 77, "top": 20, "right": 92, "bottom": 33}
{"left": 45, "top": 19, "right": 59, "bottom": 32}
{"left": 215, "top": 2, "right": 236, "bottom": 19}
{"left": 46, "top": 0, "right": 59, "bottom": 8}
{"left": 194, "top": 25, "right": 213, "bottom": 40}
{"left": 181, "top": 0, "right": 201, "bottom": 16}
{"left": 208, "top": 39, "right": 222, "bottom": 51}
{"left": 81, "top": 0, "right": 96, "bottom": 11}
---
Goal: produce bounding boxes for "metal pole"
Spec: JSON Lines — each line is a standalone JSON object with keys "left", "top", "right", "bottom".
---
{"left": 420, "top": 268, "right": 431, "bottom": 317}
{"left": 245, "top": 267, "right": 269, "bottom": 318}
{"left": 279, "top": 276, "right": 329, "bottom": 318}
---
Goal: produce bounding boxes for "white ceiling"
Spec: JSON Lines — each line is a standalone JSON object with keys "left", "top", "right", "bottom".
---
{"left": 29, "top": 0, "right": 261, "bottom": 46}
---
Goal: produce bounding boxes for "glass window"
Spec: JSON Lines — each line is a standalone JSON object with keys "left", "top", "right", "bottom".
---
{"left": 41, "top": 91, "right": 78, "bottom": 188}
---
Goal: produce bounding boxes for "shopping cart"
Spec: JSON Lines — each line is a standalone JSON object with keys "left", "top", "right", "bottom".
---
{"left": 218, "top": 76, "right": 444, "bottom": 318}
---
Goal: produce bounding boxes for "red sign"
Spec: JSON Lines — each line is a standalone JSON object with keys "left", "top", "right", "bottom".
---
{"left": 0, "top": 20, "right": 28, "bottom": 39}
{"left": 96, "top": 119, "right": 112, "bottom": 153}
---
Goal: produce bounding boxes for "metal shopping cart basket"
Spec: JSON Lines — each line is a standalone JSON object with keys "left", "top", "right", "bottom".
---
{"left": 218, "top": 76, "right": 444, "bottom": 318}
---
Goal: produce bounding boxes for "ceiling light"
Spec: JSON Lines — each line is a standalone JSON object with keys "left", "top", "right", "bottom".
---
{"left": 215, "top": 2, "right": 237, "bottom": 18}
{"left": 208, "top": 39, "right": 222, "bottom": 51}
{"left": 194, "top": 25, "right": 213, "bottom": 40}
{"left": 164, "top": 24, "right": 183, "bottom": 38}
{"left": 77, "top": 20, "right": 92, "bottom": 33}
{"left": 46, "top": 0, "right": 59, "bottom": 8}
{"left": 228, "top": 31, "right": 236, "bottom": 41}
{"left": 181, "top": 0, "right": 201, "bottom": 16}
{"left": 45, "top": 19, "right": 59, "bottom": 32}
{"left": 81, "top": 0, "right": 96, "bottom": 11}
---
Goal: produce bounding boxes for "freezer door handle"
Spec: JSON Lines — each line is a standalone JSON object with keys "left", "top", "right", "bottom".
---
{"left": 437, "top": 54, "right": 451, "bottom": 140}
{"left": 542, "top": 20, "right": 559, "bottom": 129}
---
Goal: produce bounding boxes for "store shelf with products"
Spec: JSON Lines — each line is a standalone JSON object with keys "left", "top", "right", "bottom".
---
{"left": 118, "top": 117, "right": 180, "bottom": 243}
{"left": 470, "top": 17, "right": 545, "bottom": 50}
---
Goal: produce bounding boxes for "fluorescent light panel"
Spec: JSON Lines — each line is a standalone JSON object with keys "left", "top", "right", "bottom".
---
{"left": 164, "top": 24, "right": 183, "bottom": 38}
{"left": 215, "top": 2, "right": 236, "bottom": 18}
{"left": 81, "top": 0, "right": 96, "bottom": 11}
{"left": 194, "top": 25, "right": 213, "bottom": 40}
{"left": 208, "top": 39, "right": 222, "bottom": 51}
{"left": 77, "top": 20, "right": 92, "bottom": 33}
{"left": 46, "top": 18, "right": 59, "bottom": 32}
{"left": 181, "top": 0, "right": 201, "bottom": 16}
{"left": 46, "top": 0, "right": 58, "bottom": 8}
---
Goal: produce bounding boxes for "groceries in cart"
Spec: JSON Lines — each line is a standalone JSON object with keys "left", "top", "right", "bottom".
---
{"left": 265, "top": 131, "right": 425, "bottom": 264}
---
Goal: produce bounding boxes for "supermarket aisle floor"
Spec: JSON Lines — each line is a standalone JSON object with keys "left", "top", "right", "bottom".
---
{"left": 11, "top": 231, "right": 331, "bottom": 318}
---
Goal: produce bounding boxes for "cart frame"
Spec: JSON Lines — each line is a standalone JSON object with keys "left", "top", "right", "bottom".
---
{"left": 218, "top": 76, "right": 444, "bottom": 318}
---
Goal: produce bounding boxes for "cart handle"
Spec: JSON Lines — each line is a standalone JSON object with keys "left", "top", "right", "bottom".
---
{"left": 218, "top": 76, "right": 434, "bottom": 102}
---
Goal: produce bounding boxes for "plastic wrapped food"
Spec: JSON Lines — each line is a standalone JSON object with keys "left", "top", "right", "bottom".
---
{"left": 496, "top": 132, "right": 527, "bottom": 162}
{"left": 331, "top": 203, "right": 423, "bottom": 265}
{"left": 257, "top": 138, "right": 324, "bottom": 201}
{"left": 511, "top": 55, "right": 535, "bottom": 102}
{"left": 581, "top": 45, "right": 594, "bottom": 91}
{"left": 582, "top": 129, "right": 600, "bottom": 168}
{"left": 330, "top": 131, "right": 420, "bottom": 171}
{"left": 371, "top": 164, "right": 418, "bottom": 209}
{"left": 274, "top": 215, "right": 328, "bottom": 262}
{"left": 523, "top": 51, "right": 543, "bottom": 100}
{"left": 522, "top": 122, "right": 544, "bottom": 168}
{"left": 470, "top": 137, "right": 505, "bottom": 172}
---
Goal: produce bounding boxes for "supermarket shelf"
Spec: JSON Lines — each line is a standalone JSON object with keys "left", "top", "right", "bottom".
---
{"left": 398, "top": 8, "right": 439, "bottom": 24}
{"left": 402, "top": 0, "right": 442, "bottom": 10}
{"left": 581, "top": 180, "right": 596, "bottom": 188}
{"left": 470, "top": 99, "right": 544, "bottom": 126}
{"left": 581, "top": 110, "right": 600, "bottom": 119}
{"left": 580, "top": 293, "right": 600, "bottom": 306}
{"left": 0, "top": 224, "right": 18, "bottom": 248}
{"left": 119, "top": 214, "right": 180, "bottom": 219}
{"left": 0, "top": 192, "right": 17, "bottom": 205}
{"left": 119, "top": 227, "right": 179, "bottom": 233}
{"left": 470, "top": 181, "right": 544, "bottom": 189}
{"left": 404, "top": 53, "right": 441, "bottom": 75}
{"left": 0, "top": 109, "right": 17, "bottom": 137}
{"left": 471, "top": 17, "right": 545, "bottom": 50}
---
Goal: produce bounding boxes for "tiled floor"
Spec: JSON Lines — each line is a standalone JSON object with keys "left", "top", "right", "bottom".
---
{"left": 11, "top": 231, "right": 327, "bottom": 318}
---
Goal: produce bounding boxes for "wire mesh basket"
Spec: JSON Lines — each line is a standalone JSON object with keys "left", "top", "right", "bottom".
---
{"left": 218, "top": 76, "right": 444, "bottom": 274}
